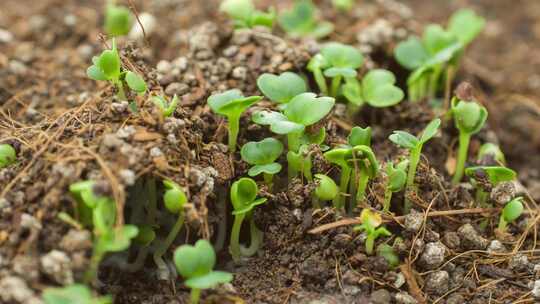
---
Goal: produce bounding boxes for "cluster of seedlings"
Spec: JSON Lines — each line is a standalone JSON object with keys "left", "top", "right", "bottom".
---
{"left": 1, "top": 0, "right": 528, "bottom": 303}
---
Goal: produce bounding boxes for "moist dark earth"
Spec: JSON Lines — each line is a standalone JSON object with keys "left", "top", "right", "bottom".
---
{"left": 1, "top": 1, "right": 540, "bottom": 304}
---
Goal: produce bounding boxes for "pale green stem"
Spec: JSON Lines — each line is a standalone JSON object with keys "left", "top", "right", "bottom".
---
{"left": 452, "top": 132, "right": 471, "bottom": 185}
{"left": 353, "top": 172, "right": 369, "bottom": 213}
{"left": 333, "top": 166, "right": 351, "bottom": 209}
{"left": 229, "top": 213, "right": 245, "bottom": 263}
{"left": 263, "top": 173, "right": 273, "bottom": 191}
{"left": 84, "top": 246, "right": 105, "bottom": 283}
{"left": 314, "top": 69, "right": 328, "bottom": 95}
{"left": 330, "top": 76, "right": 342, "bottom": 97}
{"left": 365, "top": 234, "right": 375, "bottom": 255}
{"left": 240, "top": 214, "right": 263, "bottom": 257}
{"left": 228, "top": 115, "right": 240, "bottom": 153}
{"left": 115, "top": 80, "right": 127, "bottom": 101}
{"left": 287, "top": 132, "right": 302, "bottom": 153}
{"left": 383, "top": 187, "right": 393, "bottom": 213}
{"left": 476, "top": 188, "right": 489, "bottom": 208}
{"left": 190, "top": 288, "right": 201, "bottom": 304}
{"left": 153, "top": 213, "right": 185, "bottom": 279}
{"left": 498, "top": 216, "right": 507, "bottom": 231}
{"left": 405, "top": 146, "right": 422, "bottom": 213}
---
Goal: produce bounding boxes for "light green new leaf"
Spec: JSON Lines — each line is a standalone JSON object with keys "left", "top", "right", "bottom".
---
{"left": 419, "top": 118, "right": 441, "bottom": 143}
{"left": 257, "top": 72, "right": 307, "bottom": 103}
{"left": 448, "top": 9, "right": 486, "bottom": 45}
{"left": 248, "top": 163, "right": 282, "bottom": 176}
{"left": 389, "top": 131, "right": 419, "bottom": 149}
{"left": 394, "top": 36, "right": 429, "bottom": 70}
{"left": 125, "top": 71, "right": 147, "bottom": 94}
{"left": 251, "top": 111, "right": 304, "bottom": 134}
{"left": 283, "top": 93, "right": 334, "bottom": 126}
{"left": 320, "top": 42, "right": 363, "bottom": 69}
{"left": 241, "top": 138, "right": 283, "bottom": 165}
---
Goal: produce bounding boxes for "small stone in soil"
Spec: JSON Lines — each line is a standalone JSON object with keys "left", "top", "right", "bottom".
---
{"left": 490, "top": 181, "right": 516, "bottom": 205}
{"left": 457, "top": 223, "right": 489, "bottom": 250}
{"left": 487, "top": 240, "right": 506, "bottom": 253}
{"left": 442, "top": 231, "right": 460, "bottom": 249}
{"left": 404, "top": 209, "right": 423, "bottom": 232}
{"left": 60, "top": 229, "right": 92, "bottom": 252}
{"left": 418, "top": 241, "right": 446, "bottom": 270}
{"left": 508, "top": 254, "right": 531, "bottom": 272}
{"left": 424, "top": 270, "right": 449, "bottom": 295}
{"left": 40, "top": 250, "right": 74, "bottom": 285}
{"left": 394, "top": 291, "right": 418, "bottom": 304}
{"left": 370, "top": 289, "right": 392, "bottom": 304}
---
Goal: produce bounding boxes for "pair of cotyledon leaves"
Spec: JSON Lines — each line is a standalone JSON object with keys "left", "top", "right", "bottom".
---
{"left": 465, "top": 166, "right": 516, "bottom": 186}
{"left": 279, "top": 0, "right": 333, "bottom": 38}
{"left": 241, "top": 138, "right": 284, "bottom": 177}
{"left": 230, "top": 178, "right": 267, "bottom": 215}
{"left": 451, "top": 98, "right": 488, "bottom": 135}
{"left": 389, "top": 118, "right": 441, "bottom": 151}
{"left": 220, "top": 0, "right": 275, "bottom": 29}
{"left": 43, "top": 284, "right": 112, "bottom": 304}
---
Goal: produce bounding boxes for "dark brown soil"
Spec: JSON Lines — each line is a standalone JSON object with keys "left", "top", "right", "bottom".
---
{"left": 1, "top": 1, "right": 539, "bottom": 304}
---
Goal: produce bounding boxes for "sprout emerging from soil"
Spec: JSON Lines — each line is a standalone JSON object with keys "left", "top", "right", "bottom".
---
{"left": 174, "top": 239, "right": 233, "bottom": 304}
{"left": 478, "top": 143, "right": 506, "bottom": 166}
{"left": 86, "top": 39, "right": 147, "bottom": 100}
{"left": 313, "top": 173, "right": 339, "bottom": 208}
{"left": 394, "top": 9, "right": 485, "bottom": 102}
{"left": 257, "top": 72, "right": 307, "bottom": 104}
{"left": 229, "top": 178, "right": 267, "bottom": 263}
{"left": 498, "top": 197, "right": 524, "bottom": 232}
{"left": 43, "top": 284, "right": 112, "bottom": 304}
{"left": 347, "top": 145, "right": 379, "bottom": 210}
{"left": 153, "top": 180, "right": 187, "bottom": 280}
{"left": 208, "top": 89, "right": 262, "bottom": 152}
{"left": 332, "top": 0, "right": 355, "bottom": 11}
{"left": 241, "top": 137, "right": 284, "bottom": 188}
{"left": 279, "top": 0, "right": 334, "bottom": 39}
{"left": 105, "top": 1, "right": 132, "bottom": 37}
{"left": 354, "top": 209, "right": 392, "bottom": 255}
{"left": 0, "top": 143, "right": 16, "bottom": 168}
{"left": 252, "top": 93, "right": 334, "bottom": 153}
{"left": 383, "top": 160, "right": 408, "bottom": 212}
{"left": 451, "top": 97, "right": 488, "bottom": 185}
{"left": 151, "top": 94, "right": 179, "bottom": 118}
{"left": 389, "top": 118, "right": 441, "bottom": 213}
{"left": 377, "top": 244, "right": 400, "bottom": 269}
{"left": 69, "top": 181, "right": 139, "bottom": 282}
{"left": 343, "top": 69, "right": 404, "bottom": 109}
{"left": 465, "top": 166, "right": 516, "bottom": 207}
{"left": 308, "top": 42, "right": 363, "bottom": 97}
{"left": 220, "top": 0, "right": 275, "bottom": 29}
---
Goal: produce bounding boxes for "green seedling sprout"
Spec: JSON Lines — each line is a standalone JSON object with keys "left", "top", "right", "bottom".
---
{"left": 342, "top": 69, "right": 404, "bottom": 108}
{"left": 87, "top": 39, "right": 147, "bottom": 100}
{"left": 451, "top": 97, "right": 488, "bottom": 185}
{"left": 382, "top": 160, "right": 408, "bottom": 212}
{"left": 279, "top": 0, "right": 334, "bottom": 39}
{"left": 69, "top": 181, "right": 139, "bottom": 282}
{"left": 313, "top": 173, "right": 339, "bottom": 208}
{"left": 220, "top": 0, "right": 275, "bottom": 29}
{"left": 347, "top": 145, "right": 379, "bottom": 211}
{"left": 354, "top": 209, "right": 392, "bottom": 255}
{"left": 252, "top": 92, "right": 334, "bottom": 153}
{"left": 257, "top": 72, "right": 307, "bottom": 104}
{"left": 0, "top": 143, "right": 16, "bottom": 168}
{"left": 308, "top": 42, "right": 364, "bottom": 97}
{"left": 478, "top": 143, "right": 506, "bottom": 166}
{"left": 465, "top": 166, "right": 516, "bottom": 207}
{"left": 498, "top": 197, "right": 524, "bottom": 232}
{"left": 394, "top": 9, "right": 485, "bottom": 102}
{"left": 151, "top": 94, "right": 179, "bottom": 118}
{"left": 208, "top": 89, "right": 262, "bottom": 152}
{"left": 153, "top": 180, "right": 187, "bottom": 280}
{"left": 43, "top": 284, "right": 112, "bottom": 304}
{"left": 174, "top": 240, "right": 233, "bottom": 304}
{"left": 105, "top": 1, "right": 132, "bottom": 37}
{"left": 229, "top": 178, "right": 267, "bottom": 263}
{"left": 241, "top": 138, "right": 284, "bottom": 188}
{"left": 332, "top": 0, "right": 355, "bottom": 11}
{"left": 389, "top": 118, "right": 441, "bottom": 213}
{"left": 377, "top": 244, "right": 400, "bottom": 269}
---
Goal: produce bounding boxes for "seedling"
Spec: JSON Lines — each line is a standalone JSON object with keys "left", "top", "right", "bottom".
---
{"left": 252, "top": 92, "right": 334, "bottom": 152}
{"left": 0, "top": 143, "right": 16, "bottom": 168}
{"left": 87, "top": 39, "right": 147, "bottom": 100}
{"left": 377, "top": 244, "right": 400, "bottom": 268}
{"left": 151, "top": 94, "right": 179, "bottom": 117}
{"left": 229, "top": 178, "right": 267, "bottom": 262}
{"left": 279, "top": 0, "right": 334, "bottom": 39}
{"left": 332, "top": 0, "right": 355, "bottom": 11}
{"left": 308, "top": 42, "right": 363, "bottom": 97}
{"left": 465, "top": 166, "right": 516, "bottom": 207}
{"left": 498, "top": 197, "right": 524, "bottom": 232}
{"left": 389, "top": 118, "right": 441, "bottom": 213}
{"left": 257, "top": 72, "right": 307, "bottom": 104}
{"left": 208, "top": 89, "right": 262, "bottom": 152}
{"left": 382, "top": 160, "right": 408, "bottom": 212}
{"left": 313, "top": 173, "right": 339, "bottom": 208}
{"left": 478, "top": 143, "right": 506, "bottom": 165}
{"left": 174, "top": 239, "right": 233, "bottom": 304}
{"left": 69, "top": 181, "right": 139, "bottom": 282}
{"left": 241, "top": 138, "right": 284, "bottom": 188}
{"left": 451, "top": 97, "right": 488, "bottom": 185}
{"left": 394, "top": 9, "right": 485, "bottom": 102}
{"left": 342, "top": 69, "right": 404, "bottom": 108}
{"left": 153, "top": 180, "right": 187, "bottom": 280}
{"left": 220, "top": 0, "right": 275, "bottom": 29}
{"left": 347, "top": 145, "right": 379, "bottom": 210}
{"left": 105, "top": 1, "right": 132, "bottom": 37}
{"left": 43, "top": 284, "right": 112, "bottom": 304}
{"left": 354, "top": 209, "right": 392, "bottom": 255}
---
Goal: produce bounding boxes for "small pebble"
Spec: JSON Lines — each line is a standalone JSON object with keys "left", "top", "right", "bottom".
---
{"left": 395, "top": 291, "right": 417, "bottom": 304}
{"left": 165, "top": 82, "right": 190, "bottom": 96}
{"left": 129, "top": 12, "right": 157, "bottom": 40}
{"left": 457, "top": 223, "right": 489, "bottom": 250}
{"left": 404, "top": 209, "right": 423, "bottom": 232}
{"left": 0, "top": 28, "right": 14, "bottom": 43}
{"left": 418, "top": 241, "right": 446, "bottom": 270}
{"left": 40, "top": 250, "right": 74, "bottom": 285}
{"left": 424, "top": 270, "right": 449, "bottom": 295}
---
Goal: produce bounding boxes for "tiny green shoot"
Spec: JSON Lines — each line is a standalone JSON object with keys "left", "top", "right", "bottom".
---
{"left": 0, "top": 143, "right": 16, "bottom": 168}
{"left": 347, "top": 145, "right": 379, "bottom": 211}
{"left": 229, "top": 177, "right": 267, "bottom": 262}
{"left": 152, "top": 94, "right": 179, "bottom": 117}
{"left": 478, "top": 143, "right": 506, "bottom": 166}
{"left": 174, "top": 239, "right": 233, "bottom": 304}
{"left": 257, "top": 72, "right": 307, "bottom": 104}
{"left": 208, "top": 89, "right": 262, "bottom": 152}
{"left": 382, "top": 160, "right": 408, "bottom": 212}
{"left": 389, "top": 118, "right": 441, "bottom": 213}
{"left": 342, "top": 69, "right": 404, "bottom": 108}
{"left": 105, "top": 1, "right": 132, "bottom": 37}
{"left": 332, "top": 0, "right": 355, "bottom": 11}
{"left": 220, "top": 0, "right": 275, "bottom": 29}
{"left": 43, "top": 284, "right": 112, "bottom": 304}
{"left": 377, "top": 244, "right": 400, "bottom": 269}
{"left": 153, "top": 180, "right": 187, "bottom": 280}
{"left": 279, "top": 0, "right": 334, "bottom": 39}
{"left": 354, "top": 209, "right": 392, "bottom": 255}
{"left": 451, "top": 97, "right": 488, "bottom": 185}
{"left": 498, "top": 197, "right": 524, "bottom": 232}
{"left": 313, "top": 173, "right": 339, "bottom": 208}
{"left": 241, "top": 138, "right": 284, "bottom": 188}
